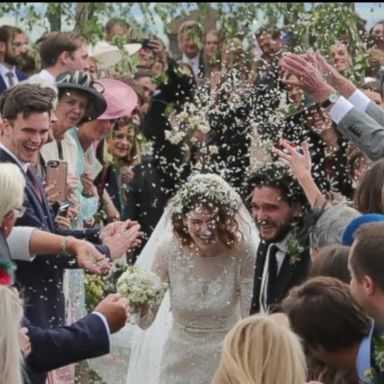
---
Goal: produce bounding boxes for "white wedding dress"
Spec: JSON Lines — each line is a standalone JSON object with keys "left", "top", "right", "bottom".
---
{"left": 126, "top": 174, "right": 260, "bottom": 384}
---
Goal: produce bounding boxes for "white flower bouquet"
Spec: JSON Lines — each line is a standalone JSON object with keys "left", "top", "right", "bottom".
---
{"left": 116, "top": 266, "right": 168, "bottom": 312}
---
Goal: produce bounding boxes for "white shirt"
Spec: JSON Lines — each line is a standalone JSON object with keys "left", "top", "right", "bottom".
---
{"left": 8, "top": 227, "right": 37, "bottom": 261}
{"left": 27, "top": 69, "right": 56, "bottom": 86}
{"left": 330, "top": 89, "right": 372, "bottom": 124}
{"left": 274, "top": 233, "right": 293, "bottom": 274}
{"left": 181, "top": 53, "right": 200, "bottom": 78}
{"left": 0, "top": 63, "right": 18, "bottom": 88}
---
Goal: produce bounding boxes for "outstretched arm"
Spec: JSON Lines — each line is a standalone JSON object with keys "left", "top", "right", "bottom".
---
{"left": 273, "top": 140, "right": 328, "bottom": 209}
{"left": 8, "top": 227, "right": 110, "bottom": 274}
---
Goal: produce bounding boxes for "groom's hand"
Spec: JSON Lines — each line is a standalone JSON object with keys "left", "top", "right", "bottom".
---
{"left": 95, "top": 293, "right": 129, "bottom": 333}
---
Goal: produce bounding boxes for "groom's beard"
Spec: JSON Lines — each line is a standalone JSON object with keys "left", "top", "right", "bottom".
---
{"left": 256, "top": 218, "right": 292, "bottom": 243}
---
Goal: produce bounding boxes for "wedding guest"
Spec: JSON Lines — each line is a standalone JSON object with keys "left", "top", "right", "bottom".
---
{"left": 283, "top": 276, "right": 373, "bottom": 383}
{"left": 126, "top": 174, "right": 259, "bottom": 384}
{"left": 178, "top": 20, "right": 205, "bottom": 79}
{"left": 211, "top": 313, "right": 307, "bottom": 384}
{"left": 309, "top": 244, "right": 351, "bottom": 283}
{"left": 0, "top": 162, "right": 129, "bottom": 384}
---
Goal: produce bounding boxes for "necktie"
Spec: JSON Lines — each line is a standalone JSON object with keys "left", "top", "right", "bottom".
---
{"left": 259, "top": 243, "right": 280, "bottom": 313}
{"left": 26, "top": 167, "right": 43, "bottom": 203}
{"left": 267, "top": 244, "right": 279, "bottom": 303}
{"left": 6, "top": 72, "right": 15, "bottom": 88}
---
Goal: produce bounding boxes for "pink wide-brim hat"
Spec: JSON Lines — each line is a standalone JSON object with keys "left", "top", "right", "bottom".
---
{"left": 96, "top": 78, "right": 138, "bottom": 120}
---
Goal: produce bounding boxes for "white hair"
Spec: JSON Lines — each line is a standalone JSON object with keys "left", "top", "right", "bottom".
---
{"left": 310, "top": 203, "right": 361, "bottom": 248}
{"left": 0, "top": 163, "right": 25, "bottom": 222}
{"left": 0, "top": 286, "right": 24, "bottom": 384}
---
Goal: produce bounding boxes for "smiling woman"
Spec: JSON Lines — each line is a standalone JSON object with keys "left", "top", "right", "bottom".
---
{"left": 125, "top": 173, "right": 259, "bottom": 384}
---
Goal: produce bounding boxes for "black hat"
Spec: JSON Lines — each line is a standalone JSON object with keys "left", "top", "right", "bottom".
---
{"left": 55, "top": 71, "right": 107, "bottom": 123}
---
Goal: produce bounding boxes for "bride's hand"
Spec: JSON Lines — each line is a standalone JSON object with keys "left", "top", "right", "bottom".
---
{"left": 129, "top": 301, "right": 149, "bottom": 318}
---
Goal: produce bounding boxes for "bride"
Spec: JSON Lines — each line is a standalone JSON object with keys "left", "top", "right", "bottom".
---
{"left": 126, "top": 173, "right": 259, "bottom": 384}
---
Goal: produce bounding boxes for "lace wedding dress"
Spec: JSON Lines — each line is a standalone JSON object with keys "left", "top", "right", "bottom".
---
{"left": 126, "top": 173, "right": 259, "bottom": 384}
{"left": 144, "top": 234, "right": 256, "bottom": 384}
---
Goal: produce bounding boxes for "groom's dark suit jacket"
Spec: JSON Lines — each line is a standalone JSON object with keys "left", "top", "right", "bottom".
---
{"left": 0, "top": 148, "right": 110, "bottom": 329}
{"left": 250, "top": 238, "right": 310, "bottom": 314}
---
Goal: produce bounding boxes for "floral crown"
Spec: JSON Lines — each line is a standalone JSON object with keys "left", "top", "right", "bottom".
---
{"left": 173, "top": 176, "right": 239, "bottom": 217}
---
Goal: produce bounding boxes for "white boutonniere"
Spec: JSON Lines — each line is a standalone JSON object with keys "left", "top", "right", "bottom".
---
{"left": 286, "top": 237, "right": 305, "bottom": 266}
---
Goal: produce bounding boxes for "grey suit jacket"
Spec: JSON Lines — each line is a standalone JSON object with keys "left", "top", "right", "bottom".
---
{"left": 337, "top": 101, "right": 384, "bottom": 160}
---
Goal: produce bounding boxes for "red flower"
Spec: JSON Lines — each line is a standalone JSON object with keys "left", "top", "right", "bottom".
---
{"left": 0, "top": 268, "right": 12, "bottom": 286}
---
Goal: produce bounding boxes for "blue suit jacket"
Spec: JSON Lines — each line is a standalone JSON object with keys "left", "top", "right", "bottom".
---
{"left": 0, "top": 68, "right": 27, "bottom": 94}
{"left": 0, "top": 148, "right": 110, "bottom": 328}
{"left": 24, "top": 314, "right": 109, "bottom": 383}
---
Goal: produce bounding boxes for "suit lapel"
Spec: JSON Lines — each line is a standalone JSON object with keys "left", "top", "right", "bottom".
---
{"left": 16, "top": 68, "right": 27, "bottom": 82}
{"left": 0, "top": 149, "right": 54, "bottom": 231}
{"left": 250, "top": 241, "right": 269, "bottom": 313}
{"left": 0, "top": 75, "right": 6, "bottom": 94}
{"left": 274, "top": 249, "right": 309, "bottom": 301}
{"left": 25, "top": 166, "right": 55, "bottom": 231}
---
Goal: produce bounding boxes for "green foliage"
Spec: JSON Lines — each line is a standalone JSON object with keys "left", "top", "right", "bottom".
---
{"left": 112, "top": 34, "right": 140, "bottom": 76}
{"left": 85, "top": 263, "right": 127, "bottom": 313}
{"left": 291, "top": 3, "right": 368, "bottom": 83}
{"left": 0, "top": 2, "right": 372, "bottom": 83}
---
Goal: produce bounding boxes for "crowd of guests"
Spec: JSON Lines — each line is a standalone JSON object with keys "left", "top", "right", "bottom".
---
{"left": 0, "top": 13, "right": 384, "bottom": 384}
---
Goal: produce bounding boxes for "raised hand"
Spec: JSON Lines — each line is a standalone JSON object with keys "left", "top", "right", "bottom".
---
{"left": 67, "top": 173, "right": 80, "bottom": 195}
{"left": 273, "top": 139, "right": 327, "bottom": 208}
{"left": 280, "top": 53, "right": 335, "bottom": 102}
{"left": 273, "top": 140, "right": 312, "bottom": 182}
{"left": 65, "top": 237, "right": 111, "bottom": 274}
{"left": 44, "top": 183, "right": 60, "bottom": 203}
{"left": 55, "top": 215, "right": 72, "bottom": 229}
{"left": 302, "top": 51, "right": 356, "bottom": 98}
{"left": 80, "top": 172, "right": 97, "bottom": 197}
{"left": 101, "top": 220, "right": 143, "bottom": 260}
{"left": 121, "top": 165, "right": 134, "bottom": 184}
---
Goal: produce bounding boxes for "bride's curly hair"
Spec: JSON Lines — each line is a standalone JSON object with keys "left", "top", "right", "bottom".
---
{"left": 171, "top": 178, "right": 243, "bottom": 248}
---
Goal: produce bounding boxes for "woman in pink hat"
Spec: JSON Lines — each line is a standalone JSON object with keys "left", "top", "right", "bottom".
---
{"left": 69, "top": 78, "right": 138, "bottom": 223}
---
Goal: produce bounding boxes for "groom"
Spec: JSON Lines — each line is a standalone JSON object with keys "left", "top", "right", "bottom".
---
{"left": 249, "top": 163, "right": 310, "bottom": 314}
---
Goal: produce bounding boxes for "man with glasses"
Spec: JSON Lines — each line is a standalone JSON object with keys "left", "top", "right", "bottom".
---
{"left": 0, "top": 25, "right": 28, "bottom": 94}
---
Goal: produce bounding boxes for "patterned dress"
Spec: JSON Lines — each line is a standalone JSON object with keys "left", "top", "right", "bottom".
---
{"left": 141, "top": 234, "right": 256, "bottom": 384}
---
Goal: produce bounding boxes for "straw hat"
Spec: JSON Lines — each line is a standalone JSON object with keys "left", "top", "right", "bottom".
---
{"left": 123, "top": 43, "right": 142, "bottom": 56}
{"left": 89, "top": 41, "right": 122, "bottom": 69}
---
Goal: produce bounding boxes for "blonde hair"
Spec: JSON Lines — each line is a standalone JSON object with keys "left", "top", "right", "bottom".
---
{"left": 211, "top": 313, "right": 307, "bottom": 384}
{"left": 0, "top": 163, "right": 25, "bottom": 221}
{"left": 177, "top": 20, "right": 204, "bottom": 46}
{"left": 0, "top": 286, "right": 24, "bottom": 384}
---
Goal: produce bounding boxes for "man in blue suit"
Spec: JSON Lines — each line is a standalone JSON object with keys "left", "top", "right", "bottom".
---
{"left": 0, "top": 162, "right": 130, "bottom": 384}
{"left": 0, "top": 25, "right": 28, "bottom": 94}
{"left": 0, "top": 83, "right": 141, "bottom": 337}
